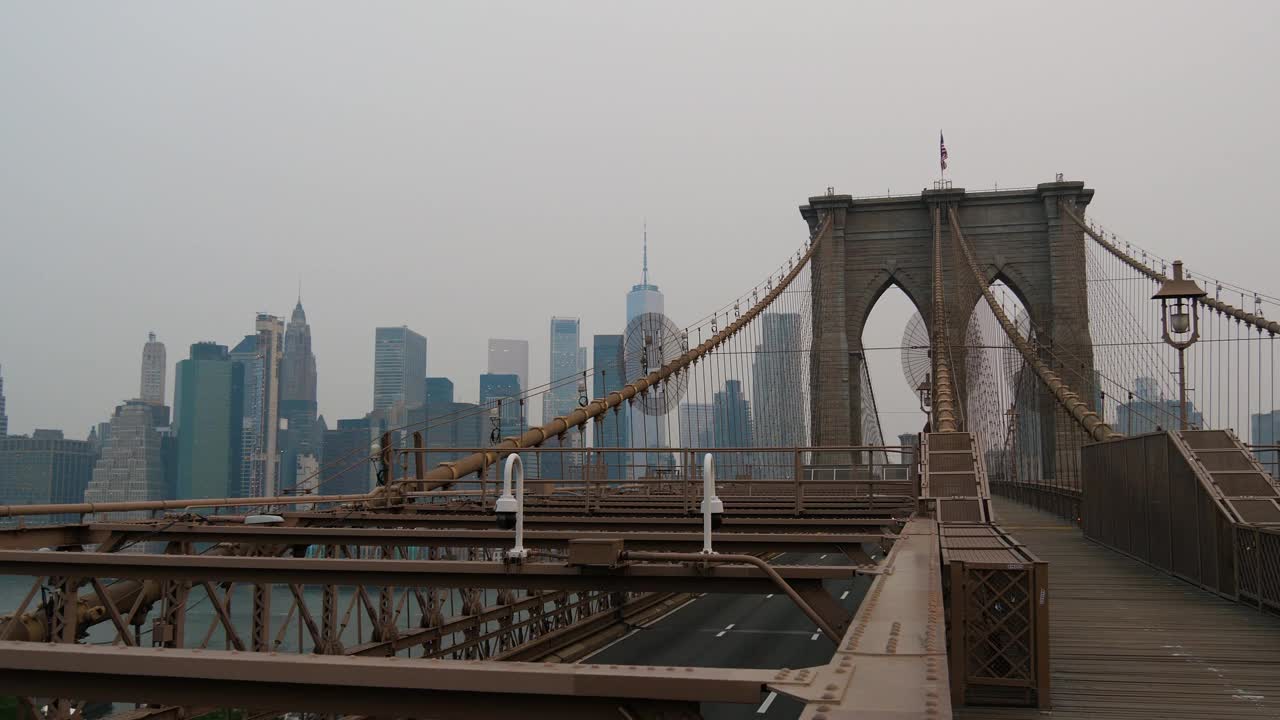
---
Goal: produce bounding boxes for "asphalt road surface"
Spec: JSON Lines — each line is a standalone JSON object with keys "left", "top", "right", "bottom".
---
{"left": 584, "top": 547, "right": 876, "bottom": 719}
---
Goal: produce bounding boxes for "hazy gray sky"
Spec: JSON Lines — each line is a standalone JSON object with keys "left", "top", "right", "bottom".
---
{"left": 2, "top": 1, "right": 1277, "bottom": 443}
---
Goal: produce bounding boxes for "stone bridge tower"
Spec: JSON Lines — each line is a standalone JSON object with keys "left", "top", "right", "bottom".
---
{"left": 801, "top": 180, "right": 1096, "bottom": 485}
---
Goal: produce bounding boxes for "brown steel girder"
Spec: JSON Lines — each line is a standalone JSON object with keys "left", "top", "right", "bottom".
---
{"left": 0, "top": 641, "right": 788, "bottom": 718}
{"left": 0, "top": 549, "right": 873, "bottom": 595}
{"left": 52, "top": 523, "right": 895, "bottom": 555}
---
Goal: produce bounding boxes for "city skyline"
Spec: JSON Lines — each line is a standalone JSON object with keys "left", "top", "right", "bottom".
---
{"left": 8, "top": 8, "right": 1277, "bottom": 442}
{"left": 2, "top": 7, "right": 1280, "bottom": 712}
{"left": 2, "top": 4, "right": 1279, "bottom": 455}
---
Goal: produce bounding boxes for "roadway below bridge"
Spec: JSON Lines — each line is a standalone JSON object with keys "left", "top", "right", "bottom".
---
{"left": 583, "top": 549, "right": 876, "bottom": 719}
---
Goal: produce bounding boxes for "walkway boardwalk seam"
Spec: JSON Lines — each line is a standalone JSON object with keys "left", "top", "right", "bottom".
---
{"left": 956, "top": 497, "right": 1280, "bottom": 720}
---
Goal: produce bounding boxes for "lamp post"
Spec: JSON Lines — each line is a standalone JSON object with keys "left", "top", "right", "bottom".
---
{"left": 1152, "top": 260, "right": 1207, "bottom": 431}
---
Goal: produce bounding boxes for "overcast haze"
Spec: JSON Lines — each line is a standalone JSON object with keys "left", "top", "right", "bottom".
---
{"left": 2, "top": 1, "right": 1277, "bottom": 443}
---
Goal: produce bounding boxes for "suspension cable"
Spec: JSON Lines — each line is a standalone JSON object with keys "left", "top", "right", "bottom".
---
{"left": 931, "top": 204, "right": 959, "bottom": 432}
{"left": 1061, "top": 203, "right": 1280, "bottom": 336}
{"left": 948, "top": 207, "right": 1120, "bottom": 441}
{"left": 393, "top": 213, "right": 835, "bottom": 491}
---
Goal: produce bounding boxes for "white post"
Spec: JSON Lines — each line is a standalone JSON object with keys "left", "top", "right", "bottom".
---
{"left": 497, "top": 454, "right": 528, "bottom": 561}
{"left": 700, "top": 454, "right": 723, "bottom": 554}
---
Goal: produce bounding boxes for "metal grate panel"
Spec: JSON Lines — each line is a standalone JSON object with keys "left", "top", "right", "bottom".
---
{"left": 1213, "top": 473, "right": 1280, "bottom": 498}
{"left": 932, "top": 453, "right": 975, "bottom": 473}
{"left": 930, "top": 433, "right": 973, "bottom": 452}
{"left": 1198, "top": 452, "right": 1257, "bottom": 472}
{"left": 933, "top": 475, "right": 979, "bottom": 497}
{"left": 1180, "top": 430, "right": 1236, "bottom": 449}
{"left": 940, "top": 499, "right": 984, "bottom": 523}
{"left": 1232, "top": 499, "right": 1280, "bottom": 524}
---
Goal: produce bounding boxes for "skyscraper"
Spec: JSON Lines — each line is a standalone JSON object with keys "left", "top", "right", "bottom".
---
{"left": 480, "top": 373, "right": 523, "bottom": 442}
{"left": 321, "top": 417, "right": 372, "bottom": 495}
{"left": 280, "top": 300, "right": 319, "bottom": 492}
{"left": 678, "top": 402, "right": 715, "bottom": 466}
{"left": 626, "top": 224, "right": 664, "bottom": 322}
{"left": 752, "top": 313, "right": 804, "bottom": 471}
{"left": 229, "top": 334, "right": 260, "bottom": 499}
{"left": 592, "top": 334, "right": 630, "bottom": 479}
{"left": 281, "top": 301, "right": 318, "bottom": 404}
{"left": 241, "top": 314, "right": 285, "bottom": 497}
{"left": 545, "top": 318, "right": 582, "bottom": 423}
{"left": 543, "top": 317, "right": 582, "bottom": 479}
{"left": 140, "top": 332, "right": 167, "bottom": 406}
{"left": 626, "top": 225, "right": 667, "bottom": 474}
{"left": 0, "top": 364, "right": 7, "bottom": 438}
{"left": 84, "top": 400, "right": 165, "bottom": 520}
{"left": 424, "top": 401, "right": 484, "bottom": 468}
{"left": 425, "top": 377, "right": 455, "bottom": 414}
{"left": 487, "top": 339, "right": 529, "bottom": 397}
{"left": 175, "top": 342, "right": 244, "bottom": 499}
{"left": 374, "top": 326, "right": 427, "bottom": 413}
{"left": 1117, "top": 376, "right": 1203, "bottom": 434}
{"left": 1251, "top": 409, "right": 1280, "bottom": 479}
{"left": 0, "top": 429, "right": 94, "bottom": 525}
{"left": 713, "top": 379, "right": 755, "bottom": 478}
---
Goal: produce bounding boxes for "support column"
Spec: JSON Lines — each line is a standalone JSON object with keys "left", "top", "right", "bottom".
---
{"left": 47, "top": 576, "right": 77, "bottom": 645}
{"left": 1040, "top": 181, "right": 1097, "bottom": 490}
{"left": 801, "top": 193, "right": 855, "bottom": 447}
{"left": 153, "top": 579, "right": 189, "bottom": 648}
{"left": 319, "top": 545, "right": 342, "bottom": 654}
{"left": 251, "top": 582, "right": 270, "bottom": 652}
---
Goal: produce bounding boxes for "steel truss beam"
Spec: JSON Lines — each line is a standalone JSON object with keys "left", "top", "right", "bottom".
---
{"left": 66, "top": 523, "right": 893, "bottom": 555}
{"left": 0, "top": 641, "right": 795, "bottom": 718}
{"left": 0, "top": 516, "right": 902, "bottom": 551}
{"left": 0, "top": 550, "right": 864, "bottom": 594}
{"left": 274, "top": 511, "right": 903, "bottom": 532}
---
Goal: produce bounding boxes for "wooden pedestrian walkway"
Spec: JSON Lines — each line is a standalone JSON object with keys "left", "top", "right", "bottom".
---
{"left": 956, "top": 496, "right": 1280, "bottom": 720}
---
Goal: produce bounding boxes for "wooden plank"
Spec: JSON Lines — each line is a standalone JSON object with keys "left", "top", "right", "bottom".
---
{"left": 958, "top": 496, "right": 1280, "bottom": 720}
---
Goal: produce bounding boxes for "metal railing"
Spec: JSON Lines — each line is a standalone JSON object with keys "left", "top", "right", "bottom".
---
{"left": 989, "top": 480, "right": 1082, "bottom": 523}
{"left": 387, "top": 445, "right": 919, "bottom": 517}
{"left": 1236, "top": 525, "right": 1280, "bottom": 613}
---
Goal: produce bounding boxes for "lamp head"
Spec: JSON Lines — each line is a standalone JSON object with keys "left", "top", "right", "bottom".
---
{"left": 1170, "top": 304, "right": 1192, "bottom": 333}
{"left": 494, "top": 493, "right": 518, "bottom": 529}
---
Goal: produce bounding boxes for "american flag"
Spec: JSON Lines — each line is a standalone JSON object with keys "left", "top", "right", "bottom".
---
{"left": 940, "top": 132, "right": 948, "bottom": 171}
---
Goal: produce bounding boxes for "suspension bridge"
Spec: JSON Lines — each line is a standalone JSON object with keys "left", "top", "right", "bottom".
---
{"left": 1, "top": 177, "right": 1278, "bottom": 720}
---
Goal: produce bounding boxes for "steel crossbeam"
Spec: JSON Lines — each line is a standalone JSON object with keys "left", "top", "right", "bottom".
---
{"left": 45, "top": 523, "right": 894, "bottom": 554}
{"left": 274, "top": 510, "right": 904, "bottom": 531}
{"left": 0, "top": 550, "right": 867, "bottom": 594}
{"left": 0, "top": 641, "right": 797, "bottom": 718}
